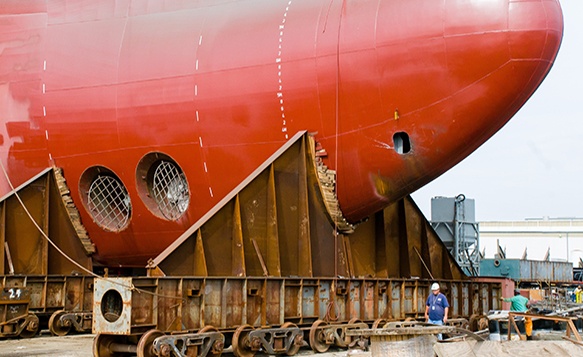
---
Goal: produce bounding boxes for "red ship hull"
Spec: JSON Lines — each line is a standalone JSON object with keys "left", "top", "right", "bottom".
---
{"left": 0, "top": 0, "right": 563, "bottom": 266}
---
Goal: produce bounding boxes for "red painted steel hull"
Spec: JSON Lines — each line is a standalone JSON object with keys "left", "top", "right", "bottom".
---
{"left": 0, "top": 0, "right": 563, "bottom": 266}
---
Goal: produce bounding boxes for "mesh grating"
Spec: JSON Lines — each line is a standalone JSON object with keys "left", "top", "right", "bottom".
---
{"left": 87, "top": 175, "right": 131, "bottom": 231}
{"left": 152, "top": 161, "right": 190, "bottom": 220}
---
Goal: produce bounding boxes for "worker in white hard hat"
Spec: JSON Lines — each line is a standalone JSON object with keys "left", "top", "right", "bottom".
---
{"left": 425, "top": 282, "right": 449, "bottom": 340}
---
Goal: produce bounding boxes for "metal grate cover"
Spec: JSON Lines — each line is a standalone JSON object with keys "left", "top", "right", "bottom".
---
{"left": 88, "top": 175, "right": 131, "bottom": 231}
{"left": 152, "top": 161, "right": 190, "bottom": 220}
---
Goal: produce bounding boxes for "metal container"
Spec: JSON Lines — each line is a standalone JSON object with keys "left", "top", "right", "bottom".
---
{"left": 480, "top": 259, "right": 573, "bottom": 283}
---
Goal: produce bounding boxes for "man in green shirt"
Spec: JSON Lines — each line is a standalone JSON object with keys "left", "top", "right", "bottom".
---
{"left": 501, "top": 289, "right": 532, "bottom": 340}
{"left": 501, "top": 289, "right": 530, "bottom": 312}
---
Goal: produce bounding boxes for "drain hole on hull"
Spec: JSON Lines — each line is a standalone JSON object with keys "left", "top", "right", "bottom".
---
{"left": 393, "top": 132, "right": 411, "bottom": 154}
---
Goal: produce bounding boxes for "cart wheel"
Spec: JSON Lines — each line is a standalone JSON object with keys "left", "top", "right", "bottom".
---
{"left": 49, "top": 310, "right": 72, "bottom": 336}
{"left": 339, "top": 318, "right": 366, "bottom": 347}
{"left": 137, "top": 329, "right": 164, "bottom": 357}
{"left": 200, "top": 325, "right": 218, "bottom": 333}
{"left": 281, "top": 322, "right": 301, "bottom": 356}
{"left": 372, "top": 318, "right": 387, "bottom": 329}
{"left": 477, "top": 316, "right": 489, "bottom": 331}
{"left": 18, "top": 314, "right": 39, "bottom": 338}
{"left": 309, "top": 319, "right": 330, "bottom": 353}
{"left": 93, "top": 334, "right": 117, "bottom": 357}
{"left": 232, "top": 324, "right": 255, "bottom": 357}
{"left": 470, "top": 314, "right": 489, "bottom": 331}
{"left": 200, "top": 326, "right": 224, "bottom": 356}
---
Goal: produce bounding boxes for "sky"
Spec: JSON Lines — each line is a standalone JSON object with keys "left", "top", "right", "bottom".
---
{"left": 412, "top": 0, "right": 583, "bottom": 223}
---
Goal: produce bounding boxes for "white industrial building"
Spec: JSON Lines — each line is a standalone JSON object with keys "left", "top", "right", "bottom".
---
{"left": 479, "top": 218, "right": 583, "bottom": 265}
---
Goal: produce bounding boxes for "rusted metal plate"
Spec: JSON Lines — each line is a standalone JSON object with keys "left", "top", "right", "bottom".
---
{"left": 47, "top": 280, "right": 66, "bottom": 309}
{"left": 0, "top": 275, "right": 92, "bottom": 333}
{"left": 266, "top": 279, "right": 283, "bottom": 325}
{"left": 480, "top": 259, "right": 573, "bottom": 283}
{"left": 92, "top": 278, "right": 132, "bottom": 335}
{"left": 0, "top": 286, "right": 29, "bottom": 321}
{"left": 0, "top": 169, "right": 93, "bottom": 277}
{"left": 92, "top": 276, "right": 502, "bottom": 336}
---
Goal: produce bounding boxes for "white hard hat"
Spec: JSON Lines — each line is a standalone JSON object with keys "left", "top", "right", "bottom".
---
{"left": 431, "top": 283, "right": 440, "bottom": 291}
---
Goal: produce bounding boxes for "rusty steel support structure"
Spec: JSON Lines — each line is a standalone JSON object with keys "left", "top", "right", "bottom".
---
{"left": 147, "top": 132, "right": 465, "bottom": 281}
{"left": 94, "top": 276, "right": 500, "bottom": 356}
{"left": 92, "top": 133, "right": 503, "bottom": 357}
{"left": 0, "top": 168, "right": 94, "bottom": 337}
{"left": 95, "top": 276, "right": 500, "bottom": 331}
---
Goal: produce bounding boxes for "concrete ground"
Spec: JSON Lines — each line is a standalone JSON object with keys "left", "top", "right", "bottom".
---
{"left": 2, "top": 331, "right": 582, "bottom": 357}
{"left": 0, "top": 333, "right": 94, "bottom": 357}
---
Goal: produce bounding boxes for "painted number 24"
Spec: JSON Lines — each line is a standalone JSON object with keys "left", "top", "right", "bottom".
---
{"left": 8, "top": 288, "right": 21, "bottom": 299}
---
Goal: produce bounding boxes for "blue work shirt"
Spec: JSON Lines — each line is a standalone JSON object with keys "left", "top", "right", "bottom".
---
{"left": 426, "top": 292, "right": 449, "bottom": 321}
